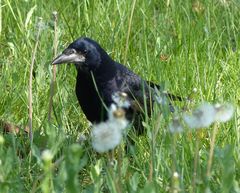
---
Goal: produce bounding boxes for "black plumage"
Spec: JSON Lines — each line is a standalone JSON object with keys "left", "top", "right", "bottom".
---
{"left": 52, "top": 37, "right": 180, "bottom": 130}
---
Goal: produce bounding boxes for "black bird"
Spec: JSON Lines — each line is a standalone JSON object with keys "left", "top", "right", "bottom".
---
{"left": 52, "top": 37, "right": 180, "bottom": 132}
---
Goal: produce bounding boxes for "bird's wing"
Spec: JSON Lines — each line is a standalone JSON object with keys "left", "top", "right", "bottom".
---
{"left": 145, "top": 80, "right": 183, "bottom": 101}
{"left": 114, "top": 63, "right": 182, "bottom": 114}
{"left": 114, "top": 64, "right": 155, "bottom": 113}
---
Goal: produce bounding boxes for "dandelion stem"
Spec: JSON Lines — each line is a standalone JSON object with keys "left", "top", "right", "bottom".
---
{"left": 192, "top": 131, "right": 200, "bottom": 193}
{"left": 171, "top": 133, "right": 177, "bottom": 172}
{"left": 172, "top": 172, "right": 180, "bottom": 193}
{"left": 90, "top": 72, "right": 108, "bottom": 110}
{"left": 28, "top": 17, "right": 42, "bottom": 145}
{"left": 148, "top": 132, "right": 154, "bottom": 182}
{"left": 108, "top": 150, "right": 114, "bottom": 163}
{"left": 31, "top": 156, "right": 64, "bottom": 193}
{"left": 107, "top": 152, "right": 121, "bottom": 193}
{"left": 206, "top": 123, "right": 218, "bottom": 178}
{"left": 149, "top": 113, "right": 161, "bottom": 181}
{"left": 48, "top": 11, "right": 58, "bottom": 122}
{"left": 148, "top": 158, "right": 153, "bottom": 182}
{"left": 117, "top": 146, "right": 123, "bottom": 193}
{"left": 171, "top": 135, "right": 178, "bottom": 193}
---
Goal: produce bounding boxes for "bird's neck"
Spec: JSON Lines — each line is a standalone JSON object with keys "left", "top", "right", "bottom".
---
{"left": 76, "top": 53, "right": 116, "bottom": 84}
{"left": 93, "top": 57, "right": 116, "bottom": 82}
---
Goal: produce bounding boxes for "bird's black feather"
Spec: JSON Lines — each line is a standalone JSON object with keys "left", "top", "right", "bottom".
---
{"left": 52, "top": 37, "right": 181, "bottom": 132}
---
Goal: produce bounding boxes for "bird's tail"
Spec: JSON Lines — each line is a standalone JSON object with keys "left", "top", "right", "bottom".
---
{"left": 146, "top": 81, "right": 185, "bottom": 101}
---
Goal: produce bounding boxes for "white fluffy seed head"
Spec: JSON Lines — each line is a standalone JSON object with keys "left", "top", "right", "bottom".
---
{"left": 183, "top": 103, "right": 216, "bottom": 129}
{"left": 108, "top": 104, "right": 129, "bottom": 129}
{"left": 169, "top": 117, "right": 183, "bottom": 133}
{"left": 193, "top": 88, "right": 197, "bottom": 93}
{"left": 112, "top": 92, "right": 130, "bottom": 108}
{"left": 91, "top": 121, "right": 123, "bottom": 153}
{"left": 173, "top": 172, "right": 179, "bottom": 178}
{"left": 91, "top": 103, "right": 129, "bottom": 153}
{"left": 214, "top": 103, "right": 234, "bottom": 123}
{"left": 41, "top": 149, "right": 53, "bottom": 162}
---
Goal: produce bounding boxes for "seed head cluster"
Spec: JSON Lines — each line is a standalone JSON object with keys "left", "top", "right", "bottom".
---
{"left": 169, "top": 102, "right": 235, "bottom": 133}
{"left": 91, "top": 92, "right": 129, "bottom": 153}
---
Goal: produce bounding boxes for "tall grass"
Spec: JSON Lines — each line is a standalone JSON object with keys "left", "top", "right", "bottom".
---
{"left": 0, "top": 0, "right": 239, "bottom": 192}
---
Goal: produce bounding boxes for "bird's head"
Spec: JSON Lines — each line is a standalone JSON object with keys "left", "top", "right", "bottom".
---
{"left": 52, "top": 37, "right": 109, "bottom": 72}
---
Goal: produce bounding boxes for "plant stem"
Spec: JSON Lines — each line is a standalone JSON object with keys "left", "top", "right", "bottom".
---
{"left": 123, "top": 0, "right": 137, "bottom": 65}
{"left": 206, "top": 123, "right": 218, "bottom": 178}
{"left": 48, "top": 11, "right": 58, "bottom": 122}
{"left": 192, "top": 131, "right": 200, "bottom": 193}
{"left": 28, "top": 17, "right": 42, "bottom": 145}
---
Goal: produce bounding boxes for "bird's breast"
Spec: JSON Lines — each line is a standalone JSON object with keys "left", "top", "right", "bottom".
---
{"left": 75, "top": 73, "right": 108, "bottom": 123}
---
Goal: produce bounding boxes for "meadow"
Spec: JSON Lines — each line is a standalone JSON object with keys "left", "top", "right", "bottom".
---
{"left": 0, "top": 0, "right": 239, "bottom": 192}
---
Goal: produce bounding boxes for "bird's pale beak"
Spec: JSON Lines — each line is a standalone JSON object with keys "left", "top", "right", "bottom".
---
{"left": 52, "top": 53, "right": 67, "bottom": 65}
{"left": 52, "top": 52, "right": 86, "bottom": 65}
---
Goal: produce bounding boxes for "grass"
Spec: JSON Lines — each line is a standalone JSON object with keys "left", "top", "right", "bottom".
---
{"left": 0, "top": 0, "right": 239, "bottom": 192}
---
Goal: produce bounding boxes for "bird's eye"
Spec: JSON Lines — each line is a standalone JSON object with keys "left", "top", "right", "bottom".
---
{"left": 83, "top": 49, "right": 88, "bottom": 55}
{"left": 64, "top": 48, "right": 76, "bottom": 55}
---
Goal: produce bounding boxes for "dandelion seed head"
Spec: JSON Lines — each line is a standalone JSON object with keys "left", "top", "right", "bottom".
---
{"left": 41, "top": 149, "right": 53, "bottom": 162}
{"left": 52, "top": 11, "right": 58, "bottom": 17}
{"left": 214, "top": 103, "right": 234, "bottom": 123}
{"left": 183, "top": 103, "right": 215, "bottom": 129}
{"left": 108, "top": 104, "right": 129, "bottom": 129}
{"left": 119, "top": 92, "right": 127, "bottom": 98}
{"left": 91, "top": 122, "right": 122, "bottom": 153}
{"left": 169, "top": 117, "right": 183, "bottom": 133}
{"left": 36, "top": 17, "right": 47, "bottom": 32}
{"left": 193, "top": 87, "right": 197, "bottom": 93}
{"left": 173, "top": 172, "right": 179, "bottom": 178}
{"left": 91, "top": 101, "right": 130, "bottom": 153}
{"left": 113, "top": 108, "right": 125, "bottom": 119}
{"left": 112, "top": 92, "right": 130, "bottom": 108}
{"left": 172, "top": 171, "right": 180, "bottom": 190}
